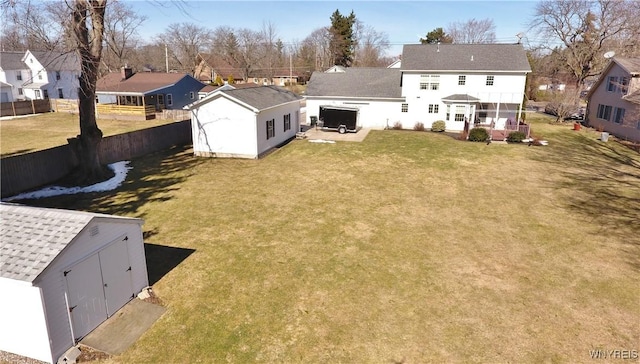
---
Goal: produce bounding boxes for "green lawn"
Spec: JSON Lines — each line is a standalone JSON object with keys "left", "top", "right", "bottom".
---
{"left": 0, "top": 112, "right": 179, "bottom": 157}
{"left": 9, "top": 115, "right": 640, "bottom": 363}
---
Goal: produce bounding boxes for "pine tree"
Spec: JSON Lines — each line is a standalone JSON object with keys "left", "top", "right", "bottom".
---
{"left": 329, "top": 9, "right": 356, "bottom": 67}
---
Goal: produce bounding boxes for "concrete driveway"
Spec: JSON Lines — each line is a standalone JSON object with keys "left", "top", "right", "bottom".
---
{"left": 300, "top": 125, "right": 371, "bottom": 142}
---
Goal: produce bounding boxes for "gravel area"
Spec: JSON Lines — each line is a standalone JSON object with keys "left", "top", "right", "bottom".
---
{"left": 0, "top": 350, "right": 47, "bottom": 364}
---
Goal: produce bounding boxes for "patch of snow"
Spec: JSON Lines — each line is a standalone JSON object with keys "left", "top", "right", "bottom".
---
{"left": 308, "top": 139, "right": 336, "bottom": 144}
{"left": 3, "top": 161, "right": 131, "bottom": 201}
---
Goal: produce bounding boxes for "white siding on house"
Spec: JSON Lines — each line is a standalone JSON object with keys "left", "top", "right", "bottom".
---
{"left": 35, "top": 219, "right": 147, "bottom": 363}
{"left": 0, "top": 278, "right": 52, "bottom": 363}
{"left": 306, "top": 97, "right": 405, "bottom": 130}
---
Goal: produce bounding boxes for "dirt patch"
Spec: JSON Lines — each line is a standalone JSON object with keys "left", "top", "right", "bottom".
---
{"left": 77, "top": 345, "right": 111, "bottom": 362}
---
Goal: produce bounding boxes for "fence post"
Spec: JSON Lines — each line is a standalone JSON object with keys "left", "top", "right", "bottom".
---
{"left": 11, "top": 101, "right": 16, "bottom": 116}
{"left": 31, "top": 99, "right": 35, "bottom": 114}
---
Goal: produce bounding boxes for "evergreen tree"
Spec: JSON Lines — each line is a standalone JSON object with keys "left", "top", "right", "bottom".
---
{"left": 420, "top": 28, "right": 453, "bottom": 44}
{"left": 329, "top": 9, "right": 356, "bottom": 67}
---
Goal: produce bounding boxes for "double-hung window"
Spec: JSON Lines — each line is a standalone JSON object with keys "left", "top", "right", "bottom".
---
{"left": 486, "top": 75, "right": 494, "bottom": 86}
{"left": 266, "top": 119, "right": 275, "bottom": 139}
{"left": 283, "top": 113, "right": 291, "bottom": 131}
{"left": 16, "top": 72, "right": 22, "bottom": 81}
{"left": 458, "top": 75, "right": 466, "bottom": 86}
{"left": 420, "top": 74, "right": 439, "bottom": 90}
{"left": 607, "top": 76, "right": 618, "bottom": 92}
{"left": 428, "top": 104, "right": 439, "bottom": 113}
{"left": 401, "top": 103, "right": 408, "bottom": 113}
{"left": 454, "top": 105, "right": 466, "bottom": 122}
{"left": 597, "top": 104, "right": 612, "bottom": 121}
{"left": 613, "top": 107, "right": 625, "bottom": 124}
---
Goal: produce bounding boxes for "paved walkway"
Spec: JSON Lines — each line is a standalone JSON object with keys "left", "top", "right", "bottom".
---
{"left": 80, "top": 298, "right": 166, "bottom": 355}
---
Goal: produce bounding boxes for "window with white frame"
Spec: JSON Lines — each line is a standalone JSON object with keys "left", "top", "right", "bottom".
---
{"left": 18, "top": 88, "right": 23, "bottom": 95}
{"left": 283, "top": 113, "right": 291, "bottom": 131}
{"left": 597, "top": 104, "right": 612, "bottom": 121}
{"left": 607, "top": 76, "right": 617, "bottom": 92}
{"left": 486, "top": 75, "right": 494, "bottom": 86}
{"left": 454, "top": 105, "right": 466, "bottom": 121}
{"left": 55, "top": 71, "right": 61, "bottom": 80}
{"left": 167, "top": 94, "right": 173, "bottom": 106}
{"left": 446, "top": 104, "right": 450, "bottom": 120}
{"left": 43, "top": 89, "right": 48, "bottom": 99}
{"left": 428, "top": 104, "right": 439, "bottom": 113}
{"left": 16, "top": 72, "right": 22, "bottom": 81}
{"left": 266, "top": 119, "right": 275, "bottom": 139}
{"left": 58, "top": 88, "right": 64, "bottom": 98}
{"left": 620, "top": 77, "right": 629, "bottom": 95}
{"left": 613, "top": 107, "right": 625, "bottom": 124}
{"left": 189, "top": 91, "right": 194, "bottom": 99}
{"left": 34, "top": 90, "right": 41, "bottom": 99}
{"left": 458, "top": 75, "right": 466, "bottom": 85}
{"left": 420, "top": 74, "right": 440, "bottom": 90}
{"left": 401, "top": 103, "right": 408, "bottom": 112}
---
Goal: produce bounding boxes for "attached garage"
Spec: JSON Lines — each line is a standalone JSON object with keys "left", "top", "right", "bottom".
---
{"left": 0, "top": 203, "right": 149, "bottom": 364}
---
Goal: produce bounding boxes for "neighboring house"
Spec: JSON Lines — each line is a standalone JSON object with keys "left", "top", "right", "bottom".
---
{"left": 0, "top": 50, "right": 80, "bottom": 102}
{"left": 0, "top": 203, "right": 148, "bottom": 364}
{"left": 585, "top": 57, "right": 640, "bottom": 143}
{"left": 194, "top": 53, "right": 245, "bottom": 84}
{"left": 185, "top": 85, "right": 302, "bottom": 159}
{"left": 96, "top": 67, "right": 205, "bottom": 120}
{"left": 325, "top": 65, "right": 347, "bottom": 73}
{"left": 306, "top": 43, "right": 531, "bottom": 135}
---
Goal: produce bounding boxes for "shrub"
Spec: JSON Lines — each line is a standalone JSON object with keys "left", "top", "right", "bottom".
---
{"left": 413, "top": 122, "right": 425, "bottom": 131}
{"left": 431, "top": 120, "right": 446, "bottom": 132}
{"left": 392, "top": 121, "right": 403, "bottom": 130}
{"left": 468, "top": 127, "right": 489, "bottom": 142}
{"left": 507, "top": 131, "right": 526, "bottom": 143}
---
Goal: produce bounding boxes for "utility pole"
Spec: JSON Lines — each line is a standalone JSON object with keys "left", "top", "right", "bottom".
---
{"left": 165, "top": 44, "right": 169, "bottom": 73}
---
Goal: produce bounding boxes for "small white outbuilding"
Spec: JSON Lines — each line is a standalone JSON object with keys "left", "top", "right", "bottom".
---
{"left": 0, "top": 202, "right": 149, "bottom": 364}
{"left": 186, "top": 85, "right": 302, "bottom": 159}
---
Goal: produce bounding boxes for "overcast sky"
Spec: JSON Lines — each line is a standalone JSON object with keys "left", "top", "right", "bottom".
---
{"left": 129, "top": 0, "right": 543, "bottom": 56}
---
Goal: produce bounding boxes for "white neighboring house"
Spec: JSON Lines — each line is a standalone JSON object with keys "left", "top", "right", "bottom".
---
{"left": 0, "top": 50, "right": 80, "bottom": 102}
{"left": 586, "top": 57, "right": 640, "bottom": 143}
{"left": 185, "top": 85, "right": 302, "bottom": 159}
{"left": 0, "top": 203, "right": 149, "bottom": 364}
{"left": 306, "top": 44, "right": 531, "bottom": 134}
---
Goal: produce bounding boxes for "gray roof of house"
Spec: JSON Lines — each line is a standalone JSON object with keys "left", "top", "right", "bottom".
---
{"left": 442, "top": 94, "right": 481, "bottom": 102}
{"left": 0, "top": 51, "right": 27, "bottom": 70}
{"left": 401, "top": 44, "right": 531, "bottom": 72}
{"left": 0, "top": 203, "right": 140, "bottom": 283}
{"left": 306, "top": 68, "right": 402, "bottom": 98}
{"left": 220, "top": 85, "right": 302, "bottom": 110}
{"left": 614, "top": 58, "right": 640, "bottom": 75}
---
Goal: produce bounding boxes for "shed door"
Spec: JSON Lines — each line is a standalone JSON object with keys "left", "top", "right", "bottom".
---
{"left": 100, "top": 239, "right": 134, "bottom": 316}
{"left": 65, "top": 237, "right": 136, "bottom": 341}
{"left": 65, "top": 254, "right": 107, "bottom": 341}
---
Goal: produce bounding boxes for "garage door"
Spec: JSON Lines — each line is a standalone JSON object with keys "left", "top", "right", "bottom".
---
{"left": 65, "top": 238, "right": 134, "bottom": 341}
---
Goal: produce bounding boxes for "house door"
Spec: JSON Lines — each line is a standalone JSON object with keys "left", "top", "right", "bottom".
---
{"left": 0, "top": 92, "right": 8, "bottom": 102}
{"left": 65, "top": 237, "right": 135, "bottom": 342}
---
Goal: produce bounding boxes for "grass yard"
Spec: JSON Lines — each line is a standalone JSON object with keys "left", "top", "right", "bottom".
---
{"left": 0, "top": 112, "right": 179, "bottom": 157}
{"left": 10, "top": 115, "right": 640, "bottom": 363}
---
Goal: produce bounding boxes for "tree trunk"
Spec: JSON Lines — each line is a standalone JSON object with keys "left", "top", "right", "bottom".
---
{"left": 68, "top": 0, "right": 112, "bottom": 185}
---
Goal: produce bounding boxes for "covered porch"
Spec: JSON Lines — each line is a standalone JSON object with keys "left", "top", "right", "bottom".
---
{"left": 96, "top": 93, "right": 165, "bottom": 120}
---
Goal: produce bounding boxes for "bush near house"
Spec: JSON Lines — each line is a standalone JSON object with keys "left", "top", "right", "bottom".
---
{"left": 391, "top": 121, "right": 403, "bottom": 130}
{"left": 413, "top": 122, "right": 425, "bottom": 131}
{"left": 506, "top": 131, "right": 527, "bottom": 143}
{"left": 468, "top": 127, "right": 489, "bottom": 142}
{"left": 431, "top": 120, "right": 446, "bottom": 132}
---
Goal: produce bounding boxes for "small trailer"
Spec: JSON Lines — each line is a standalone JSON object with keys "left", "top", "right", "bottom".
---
{"left": 318, "top": 106, "right": 358, "bottom": 134}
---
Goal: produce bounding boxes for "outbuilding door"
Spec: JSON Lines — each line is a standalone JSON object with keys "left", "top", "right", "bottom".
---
{"left": 65, "top": 238, "right": 135, "bottom": 341}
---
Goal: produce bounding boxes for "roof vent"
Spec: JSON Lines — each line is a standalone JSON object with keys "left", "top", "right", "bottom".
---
{"left": 471, "top": 55, "right": 474, "bottom": 61}
{"left": 90, "top": 225, "right": 99, "bottom": 237}
{"left": 437, "top": 42, "right": 440, "bottom": 53}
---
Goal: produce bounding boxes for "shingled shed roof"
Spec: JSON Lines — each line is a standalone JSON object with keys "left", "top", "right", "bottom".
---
{"left": 0, "top": 203, "right": 141, "bottom": 282}
{"left": 401, "top": 44, "right": 531, "bottom": 73}
{"left": 186, "top": 85, "right": 301, "bottom": 111}
{"left": 306, "top": 68, "right": 402, "bottom": 99}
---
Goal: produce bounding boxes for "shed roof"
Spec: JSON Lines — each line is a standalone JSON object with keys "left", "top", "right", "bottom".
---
{"left": 96, "top": 72, "right": 195, "bottom": 94}
{"left": 187, "top": 85, "right": 301, "bottom": 111}
{"left": 400, "top": 44, "right": 531, "bottom": 72}
{"left": 0, "top": 203, "right": 142, "bottom": 283}
{"left": 306, "top": 68, "right": 402, "bottom": 99}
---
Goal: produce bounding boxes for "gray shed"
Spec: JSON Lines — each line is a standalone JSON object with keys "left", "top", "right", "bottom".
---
{"left": 0, "top": 202, "right": 149, "bottom": 363}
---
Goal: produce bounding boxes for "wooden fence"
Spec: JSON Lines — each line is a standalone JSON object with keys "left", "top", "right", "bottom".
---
{"left": 1, "top": 120, "right": 192, "bottom": 198}
{"left": 0, "top": 99, "right": 51, "bottom": 117}
{"left": 97, "top": 104, "right": 156, "bottom": 120}
{"left": 50, "top": 99, "right": 79, "bottom": 113}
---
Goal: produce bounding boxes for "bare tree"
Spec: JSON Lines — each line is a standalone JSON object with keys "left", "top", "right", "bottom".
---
{"left": 102, "top": 0, "right": 146, "bottom": 72}
{"left": 448, "top": 18, "right": 496, "bottom": 44}
{"left": 2, "top": 1, "right": 68, "bottom": 51}
{"left": 161, "top": 22, "right": 211, "bottom": 74}
{"left": 68, "top": 0, "right": 110, "bottom": 183}
{"left": 352, "top": 20, "right": 390, "bottom": 67}
{"left": 529, "top": 0, "right": 640, "bottom": 90}
{"left": 257, "top": 21, "right": 280, "bottom": 83}
{"left": 300, "top": 27, "right": 332, "bottom": 71}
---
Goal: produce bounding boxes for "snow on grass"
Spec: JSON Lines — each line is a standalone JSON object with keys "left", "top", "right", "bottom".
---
{"left": 3, "top": 161, "right": 131, "bottom": 201}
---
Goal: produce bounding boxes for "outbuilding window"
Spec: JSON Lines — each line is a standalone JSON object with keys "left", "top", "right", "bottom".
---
{"left": 283, "top": 113, "right": 291, "bottom": 131}
{"left": 266, "top": 119, "right": 275, "bottom": 139}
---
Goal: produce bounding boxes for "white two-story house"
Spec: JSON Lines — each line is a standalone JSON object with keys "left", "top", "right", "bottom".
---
{"left": 0, "top": 50, "right": 80, "bottom": 102}
{"left": 305, "top": 43, "right": 531, "bottom": 135}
